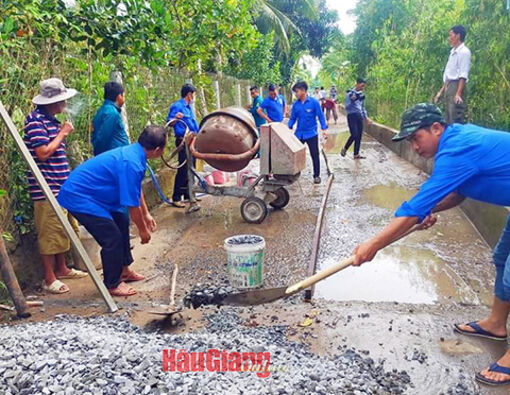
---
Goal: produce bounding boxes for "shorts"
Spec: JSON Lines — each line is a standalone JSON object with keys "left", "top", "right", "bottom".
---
{"left": 33, "top": 199, "right": 80, "bottom": 255}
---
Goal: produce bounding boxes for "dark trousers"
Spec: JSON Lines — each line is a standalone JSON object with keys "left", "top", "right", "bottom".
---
{"left": 345, "top": 113, "right": 364, "bottom": 156}
{"left": 71, "top": 211, "right": 133, "bottom": 289}
{"left": 173, "top": 137, "right": 190, "bottom": 201}
{"left": 300, "top": 135, "right": 320, "bottom": 178}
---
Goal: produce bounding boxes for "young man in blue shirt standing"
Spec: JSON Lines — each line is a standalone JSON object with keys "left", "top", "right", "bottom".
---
{"left": 166, "top": 84, "right": 200, "bottom": 208}
{"left": 351, "top": 103, "right": 510, "bottom": 387}
{"left": 248, "top": 86, "right": 267, "bottom": 129}
{"left": 258, "top": 84, "right": 285, "bottom": 123}
{"left": 58, "top": 126, "right": 166, "bottom": 297}
{"left": 91, "top": 82, "right": 129, "bottom": 156}
{"left": 288, "top": 81, "right": 328, "bottom": 184}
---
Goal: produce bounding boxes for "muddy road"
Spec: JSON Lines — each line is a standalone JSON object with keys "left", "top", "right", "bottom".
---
{"left": 2, "top": 114, "right": 507, "bottom": 394}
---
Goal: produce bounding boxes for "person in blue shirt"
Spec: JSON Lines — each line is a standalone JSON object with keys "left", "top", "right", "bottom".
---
{"left": 166, "top": 83, "right": 200, "bottom": 208}
{"left": 341, "top": 78, "right": 373, "bottom": 159}
{"left": 58, "top": 126, "right": 166, "bottom": 297}
{"left": 258, "top": 84, "right": 285, "bottom": 123}
{"left": 248, "top": 86, "right": 267, "bottom": 129}
{"left": 351, "top": 103, "right": 510, "bottom": 387}
{"left": 92, "top": 82, "right": 129, "bottom": 156}
{"left": 288, "top": 81, "right": 328, "bottom": 184}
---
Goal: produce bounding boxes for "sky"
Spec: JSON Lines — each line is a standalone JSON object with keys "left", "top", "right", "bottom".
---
{"left": 326, "top": 0, "right": 358, "bottom": 34}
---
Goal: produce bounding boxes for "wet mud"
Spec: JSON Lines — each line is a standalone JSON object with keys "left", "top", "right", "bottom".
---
{"left": 7, "top": 117, "right": 507, "bottom": 394}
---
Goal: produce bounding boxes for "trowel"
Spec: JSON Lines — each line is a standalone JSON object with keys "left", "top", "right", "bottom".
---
{"left": 222, "top": 223, "right": 424, "bottom": 306}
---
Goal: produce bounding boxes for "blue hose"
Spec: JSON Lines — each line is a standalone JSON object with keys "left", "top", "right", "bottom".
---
{"left": 147, "top": 164, "right": 206, "bottom": 204}
{"left": 147, "top": 164, "right": 174, "bottom": 205}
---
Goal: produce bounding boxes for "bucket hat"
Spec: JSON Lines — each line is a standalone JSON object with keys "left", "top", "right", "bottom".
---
{"left": 32, "top": 78, "right": 77, "bottom": 105}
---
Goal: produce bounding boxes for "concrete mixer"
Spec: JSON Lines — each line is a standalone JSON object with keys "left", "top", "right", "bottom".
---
{"left": 182, "top": 107, "right": 306, "bottom": 224}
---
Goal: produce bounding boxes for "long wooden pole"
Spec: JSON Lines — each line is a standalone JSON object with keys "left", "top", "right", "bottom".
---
{"left": 304, "top": 173, "right": 334, "bottom": 301}
{"left": 0, "top": 236, "right": 30, "bottom": 318}
{"left": 0, "top": 101, "right": 118, "bottom": 313}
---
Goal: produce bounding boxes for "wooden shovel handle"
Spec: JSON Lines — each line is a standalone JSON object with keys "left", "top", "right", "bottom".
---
{"left": 285, "top": 223, "right": 424, "bottom": 295}
{"left": 286, "top": 255, "right": 355, "bottom": 294}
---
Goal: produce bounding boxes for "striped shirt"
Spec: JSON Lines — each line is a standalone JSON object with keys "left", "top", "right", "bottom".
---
{"left": 23, "top": 107, "right": 70, "bottom": 200}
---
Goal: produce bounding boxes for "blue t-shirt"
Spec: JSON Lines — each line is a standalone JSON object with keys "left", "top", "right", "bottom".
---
{"left": 288, "top": 96, "right": 328, "bottom": 140}
{"left": 261, "top": 96, "right": 285, "bottom": 122}
{"left": 57, "top": 143, "right": 147, "bottom": 219}
{"left": 396, "top": 123, "right": 510, "bottom": 222}
{"left": 249, "top": 95, "right": 266, "bottom": 127}
{"left": 92, "top": 100, "right": 129, "bottom": 156}
{"left": 166, "top": 98, "right": 199, "bottom": 138}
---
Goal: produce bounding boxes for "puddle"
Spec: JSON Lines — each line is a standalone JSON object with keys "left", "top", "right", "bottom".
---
{"left": 323, "top": 131, "right": 349, "bottom": 154}
{"left": 315, "top": 245, "right": 477, "bottom": 305}
{"left": 362, "top": 184, "right": 417, "bottom": 211}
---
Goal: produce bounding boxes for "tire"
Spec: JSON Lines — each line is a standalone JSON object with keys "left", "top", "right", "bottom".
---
{"left": 240, "top": 197, "right": 268, "bottom": 224}
{"left": 269, "top": 187, "right": 290, "bottom": 209}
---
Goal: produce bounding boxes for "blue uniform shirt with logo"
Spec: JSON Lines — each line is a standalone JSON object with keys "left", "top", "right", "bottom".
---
{"left": 166, "top": 98, "right": 199, "bottom": 138}
{"left": 57, "top": 143, "right": 147, "bottom": 219}
{"left": 288, "top": 96, "right": 328, "bottom": 140}
{"left": 395, "top": 123, "right": 510, "bottom": 222}
{"left": 260, "top": 96, "right": 285, "bottom": 122}
{"left": 92, "top": 99, "right": 129, "bottom": 156}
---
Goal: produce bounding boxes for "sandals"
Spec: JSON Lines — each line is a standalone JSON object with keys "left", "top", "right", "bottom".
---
{"left": 453, "top": 322, "right": 508, "bottom": 341}
{"left": 56, "top": 268, "right": 88, "bottom": 280}
{"left": 171, "top": 201, "right": 185, "bottom": 208}
{"left": 109, "top": 282, "right": 136, "bottom": 297}
{"left": 475, "top": 363, "right": 510, "bottom": 386}
{"left": 42, "top": 279, "right": 69, "bottom": 294}
{"left": 121, "top": 270, "right": 145, "bottom": 283}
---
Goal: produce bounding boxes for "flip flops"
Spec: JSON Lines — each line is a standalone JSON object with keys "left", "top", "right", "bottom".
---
{"left": 42, "top": 279, "right": 69, "bottom": 294}
{"left": 56, "top": 268, "right": 88, "bottom": 280}
{"left": 453, "top": 322, "right": 508, "bottom": 341}
{"left": 475, "top": 363, "right": 510, "bottom": 386}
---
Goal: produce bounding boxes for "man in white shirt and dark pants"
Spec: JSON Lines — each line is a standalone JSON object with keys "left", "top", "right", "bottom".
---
{"left": 434, "top": 25, "right": 471, "bottom": 124}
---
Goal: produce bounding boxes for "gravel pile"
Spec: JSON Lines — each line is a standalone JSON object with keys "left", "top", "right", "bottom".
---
{"left": 183, "top": 285, "right": 235, "bottom": 309}
{"left": 0, "top": 312, "right": 413, "bottom": 395}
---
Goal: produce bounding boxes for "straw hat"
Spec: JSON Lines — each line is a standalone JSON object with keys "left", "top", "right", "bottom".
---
{"left": 32, "top": 78, "right": 77, "bottom": 105}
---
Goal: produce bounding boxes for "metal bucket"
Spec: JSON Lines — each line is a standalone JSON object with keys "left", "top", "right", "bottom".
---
{"left": 224, "top": 234, "right": 265, "bottom": 289}
{"left": 191, "top": 107, "right": 260, "bottom": 172}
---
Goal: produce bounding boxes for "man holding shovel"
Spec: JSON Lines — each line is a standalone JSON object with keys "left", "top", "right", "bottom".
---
{"left": 352, "top": 103, "right": 510, "bottom": 386}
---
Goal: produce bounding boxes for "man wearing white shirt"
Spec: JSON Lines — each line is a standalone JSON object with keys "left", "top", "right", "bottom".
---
{"left": 434, "top": 25, "right": 471, "bottom": 124}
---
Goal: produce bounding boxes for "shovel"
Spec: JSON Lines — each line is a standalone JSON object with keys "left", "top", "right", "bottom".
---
{"left": 222, "top": 223, "right": 424, "bottom": 306}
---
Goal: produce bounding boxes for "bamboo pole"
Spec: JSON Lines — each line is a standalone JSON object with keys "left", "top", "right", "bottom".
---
{"left": 0, "top": 101, "right": 118, "bottom": 313}
{"left": 0, "top": 235, "right": 30, "bottom": 318}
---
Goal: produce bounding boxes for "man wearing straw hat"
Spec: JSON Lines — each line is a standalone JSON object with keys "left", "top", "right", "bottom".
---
{"left": 24, "top": 78, "right": 88, "bottom": 295}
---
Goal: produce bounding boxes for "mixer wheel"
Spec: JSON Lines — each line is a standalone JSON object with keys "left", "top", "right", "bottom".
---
{"left": 241, "top": 197, "right": 268, "bottom": 224}
{"left": 269, "top": 187, "right": 290, "bottom": 209}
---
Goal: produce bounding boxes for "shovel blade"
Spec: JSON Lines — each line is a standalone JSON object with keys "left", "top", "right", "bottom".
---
{"left": 222, "top": 287, "right": 289, "bottom": 306}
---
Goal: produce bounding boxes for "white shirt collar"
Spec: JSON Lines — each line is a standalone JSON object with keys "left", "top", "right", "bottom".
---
{"left": 451, "top": 42, "right": 465, "bottom": 54}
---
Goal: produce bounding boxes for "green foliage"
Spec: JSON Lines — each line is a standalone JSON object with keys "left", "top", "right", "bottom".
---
{"left": 224, "top": 33, "right": 282, "bottom": 85}
{"left": 330, "top": 0, "right": 510, "bottom": 130}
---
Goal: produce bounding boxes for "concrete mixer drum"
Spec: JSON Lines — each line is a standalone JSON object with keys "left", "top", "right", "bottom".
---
{"left": 191, "top": 107, "right": 260, "bottom": 172}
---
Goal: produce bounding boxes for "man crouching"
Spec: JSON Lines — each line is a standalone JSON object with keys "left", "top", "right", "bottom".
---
{"left": 58, "top": 126, "right": 166, "bottom": 297}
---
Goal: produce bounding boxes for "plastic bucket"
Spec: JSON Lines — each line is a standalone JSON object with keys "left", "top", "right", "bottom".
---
{"left": 224, "top": 235, "right": 265, "bottom": 289}
{"left": 212, "top": 170, "right": 225, "bottom": 184}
